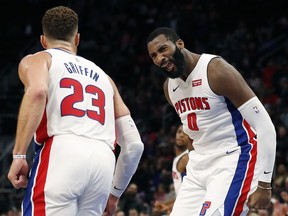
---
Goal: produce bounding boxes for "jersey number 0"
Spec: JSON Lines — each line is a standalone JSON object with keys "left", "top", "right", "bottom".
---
{"left": 187, "top": 112, "right": 199, "bottom": 131}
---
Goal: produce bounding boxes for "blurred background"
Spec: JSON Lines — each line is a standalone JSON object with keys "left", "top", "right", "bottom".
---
{"left": 0, "top": 0, "right": 288, "bottom": 215}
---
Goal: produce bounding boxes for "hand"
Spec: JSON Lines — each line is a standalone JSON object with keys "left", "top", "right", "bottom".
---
{"left": 102, "top": 194, "right": 119, "bottom": 216}
{"left": 247, "top": 184, "right": 272, "bottom": 210}
{"left": 153, "top": 200, "right": 174, "bottom": 214}
{"left": 7, "top": 158, "right": 29, "bottom": 189}
{"left": 153, "top": 200, "right": 167, "bottom": 212}
{"left": 271, "top": 196, "right": 288, "bottom": 216}
{"left": 281, "top": 191, "right": 288, "bottom": 203}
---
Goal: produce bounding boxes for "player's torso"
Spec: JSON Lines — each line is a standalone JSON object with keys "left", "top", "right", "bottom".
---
{"left": 35, "top": 49, "right": 115, "bottom": 148}
{"left": 168, "top": 54, "right": 248, "bottom": 154}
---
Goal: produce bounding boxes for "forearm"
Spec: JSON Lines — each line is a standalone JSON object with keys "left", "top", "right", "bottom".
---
{"left": 255, "top": 124, "right": 276, "bottom": 183}
{"left": 13, "top": 91, "right": 46, "bottom": 155}
{"left": 111, "top": 142, "right": 143, "bottom": 196}
{"left": 238, "top": 97, "right": 276, "bottom": 182}
{"left": 111, "top": 115, "right": 144, "bottom": 197}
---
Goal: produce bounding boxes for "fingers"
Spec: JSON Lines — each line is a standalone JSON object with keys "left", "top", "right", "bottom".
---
{"left": 10, "top": 175, "right": 28, "bottom": 189}
{"left": 8, "top": 160, "right": 29, "bottom": 189}
{"left": 102, "top": 211, "right": 110, "bottom": 216}
{"left": 18, "top": 175, "right": 28, "bottom": 188}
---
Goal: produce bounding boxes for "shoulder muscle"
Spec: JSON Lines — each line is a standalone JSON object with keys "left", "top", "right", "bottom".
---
{"left": 208, "top": 57, "right": 255, "bottom": 108}
{"left": 19, "top": 51, "right": 51, "bottom": 89}
{"left": 177, "top": 153, "right": 189, "bottom": 173}
{"left": 108, "top": 76, "right": 130, "bottom": 119}
{"left": 163, "top": 78, "right": 173, "bottom": 105}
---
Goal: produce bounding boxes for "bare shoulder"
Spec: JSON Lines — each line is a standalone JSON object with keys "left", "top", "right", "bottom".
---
{"left": 107, "top": 75, "right": 117, "bottom": 90}
{"left": 177, "top": 153, "right": 189, "bottom": 173}
{"left": 18, "top": 51, "right": 51, "bottom": 85}
{"left": 20, "top": 51, "right": 51, "bottom": 67}
{"left": 163, "top": 78, "right": 173, "bottom": 105}
{"left": 107, "top": 75, "right": 130, "bottom": 119}
{"left": 207, "top": 57, "right": 240, "bottom": 91}
{"left": 207, "top": 57, "right": 255, "bottom": 108}
{"left": 163, "top": 78, "right": 168, "bottom": 92}
{"left": 19, "top": 51, "right": 51, "bottom": 74}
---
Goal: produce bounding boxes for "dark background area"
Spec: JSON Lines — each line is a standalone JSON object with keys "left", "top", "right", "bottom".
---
{"left": 0, "top": 0, "right": 288, "bottom": 214}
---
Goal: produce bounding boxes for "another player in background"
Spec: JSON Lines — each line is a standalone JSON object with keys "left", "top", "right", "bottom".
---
{"left": 153, "top": 124, "right": 193, "bottom": 215}
{"left": 7, "top": 6, "right": 143, "bottom": 216}
{"left": 147, "top": 27, "right": 277, "bottom": 215}
{"left": 172, "top": 124, "right": 193, "bottom": 195}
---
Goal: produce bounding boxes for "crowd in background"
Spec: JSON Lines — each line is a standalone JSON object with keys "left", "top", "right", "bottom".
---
{"left": 0, "top": 0, "right": 288, "bottom": 215}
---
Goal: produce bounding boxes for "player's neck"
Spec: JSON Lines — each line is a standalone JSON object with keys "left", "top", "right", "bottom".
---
{"left": 53, "top": 46, "right": 76, "bottom": 55}
{"left": 175, "top": 147, "right": 186, "bottom": 156}
{"left": 179, "top": 51, "right": 200, "bottom": 81}
{"left": 47, "top": 41, "right": 77, "bottom": 55}
{"left": 186, "top": 52, "right": 200, "bottom": 75}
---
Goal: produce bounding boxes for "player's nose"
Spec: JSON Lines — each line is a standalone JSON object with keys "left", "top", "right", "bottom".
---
{"left": 155, "top": 54, "right": 165, "bottom": 67}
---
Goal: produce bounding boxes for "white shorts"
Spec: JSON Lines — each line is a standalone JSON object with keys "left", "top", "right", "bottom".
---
{"left": 170, "top": 145, "right": 259, "bottom": 216}
{"left": 22, "top": 134, "right": 115, "bottom": 216}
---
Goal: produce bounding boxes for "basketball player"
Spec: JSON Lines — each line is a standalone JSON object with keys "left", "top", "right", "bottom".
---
{"left": 7, "top": 6, "right": 144, "bottom": 216}
{"left": 146, "top": 27, "right": 277, "bottom": 215}
{"left": 153, "top": 124, "right": 192, "bottom": 214}
{"left": 172, "top": 124, "right": 193, "bottom": 195}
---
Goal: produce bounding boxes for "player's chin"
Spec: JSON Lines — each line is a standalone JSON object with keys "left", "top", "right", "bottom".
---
{"left": 176, "top": 139, "right": 184, "bottom": 144}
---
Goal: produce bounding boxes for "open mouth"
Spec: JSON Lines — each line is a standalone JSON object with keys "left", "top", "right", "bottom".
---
{"left": 162, "top": 61, "right": 174, "bottom": 71}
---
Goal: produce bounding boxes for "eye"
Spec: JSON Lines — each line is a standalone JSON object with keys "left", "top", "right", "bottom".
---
{"left": 159, "top": 46, "right": 167, "bottom": 53}
{"left": 150, "top": 53, "right": 156, "bottom": 59}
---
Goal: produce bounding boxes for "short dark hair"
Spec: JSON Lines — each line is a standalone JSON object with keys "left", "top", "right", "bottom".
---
{"left": 146, "top": 27, "right": 180, "bottom": 44}
{"left": 42, "top": 6, "right": 78, "bottom": 41}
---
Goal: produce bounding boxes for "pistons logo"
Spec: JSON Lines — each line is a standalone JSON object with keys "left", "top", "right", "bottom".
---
{"left": 192, "top": 79, "right": 202, "bottom": 87}
{"left": 200, "top": 201, "right": 211, "bottom": 215}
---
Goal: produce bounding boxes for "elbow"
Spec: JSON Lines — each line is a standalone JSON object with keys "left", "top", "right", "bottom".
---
{"left": 122, "top": 141, "right": 144, "bottom": 164}
{"left": 138, "top": 141, "right": 144, "bottom": 155}
{"left": 34, "top": 90, "right": 47, "bottom": 101}
{"left": 26, "top": 86, "right": 47, "bottom": 101}
{"left": 129, "top": 141, "right": 144, "bottom": 158}
{"left": 272, "top": 125, "right": 277, "bottom": 140}
{"left": 266, "top": 121, "right": 277, "bottom": 140}
{"left": 258, "top": 121, "right": 277, "bottom": 149}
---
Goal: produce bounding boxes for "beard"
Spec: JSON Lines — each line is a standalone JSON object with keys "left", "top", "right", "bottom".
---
{"left": 175, "top": 143, "right": 188, "bottom": 151}
{"left": 157, "top": 47, "right": 186, "bottom": 79}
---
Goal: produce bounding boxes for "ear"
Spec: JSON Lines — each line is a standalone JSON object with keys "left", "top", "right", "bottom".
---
{"left": 75, "top": 33, "right": 80, "bottom": 46}
{"left": 176, "top": 39, "right": 184, "bottom": 49}
{"left": 40, "top": 35, "right": 47, "bottom": 49}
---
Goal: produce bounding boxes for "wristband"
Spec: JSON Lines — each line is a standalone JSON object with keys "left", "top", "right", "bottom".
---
{"left": 13, "top": 155, "right": 26, "bottom": 159}
{"left": 257, "top": 185, "right": 272, "bottom": 190}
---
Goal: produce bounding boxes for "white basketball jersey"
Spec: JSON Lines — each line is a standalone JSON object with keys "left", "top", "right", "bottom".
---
{"left": 34, "top": 48, "right": 115, "bottom": 149}
{"left": 172, "top": 150, "right": 189, "bottom": 195}
{"left": 168, "top": 54, "right": 251, "bottom": 154}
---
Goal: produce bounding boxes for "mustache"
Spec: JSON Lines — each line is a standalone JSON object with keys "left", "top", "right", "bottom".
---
{"left": 151, "top": 46, "right": 186, "bottom": 79}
